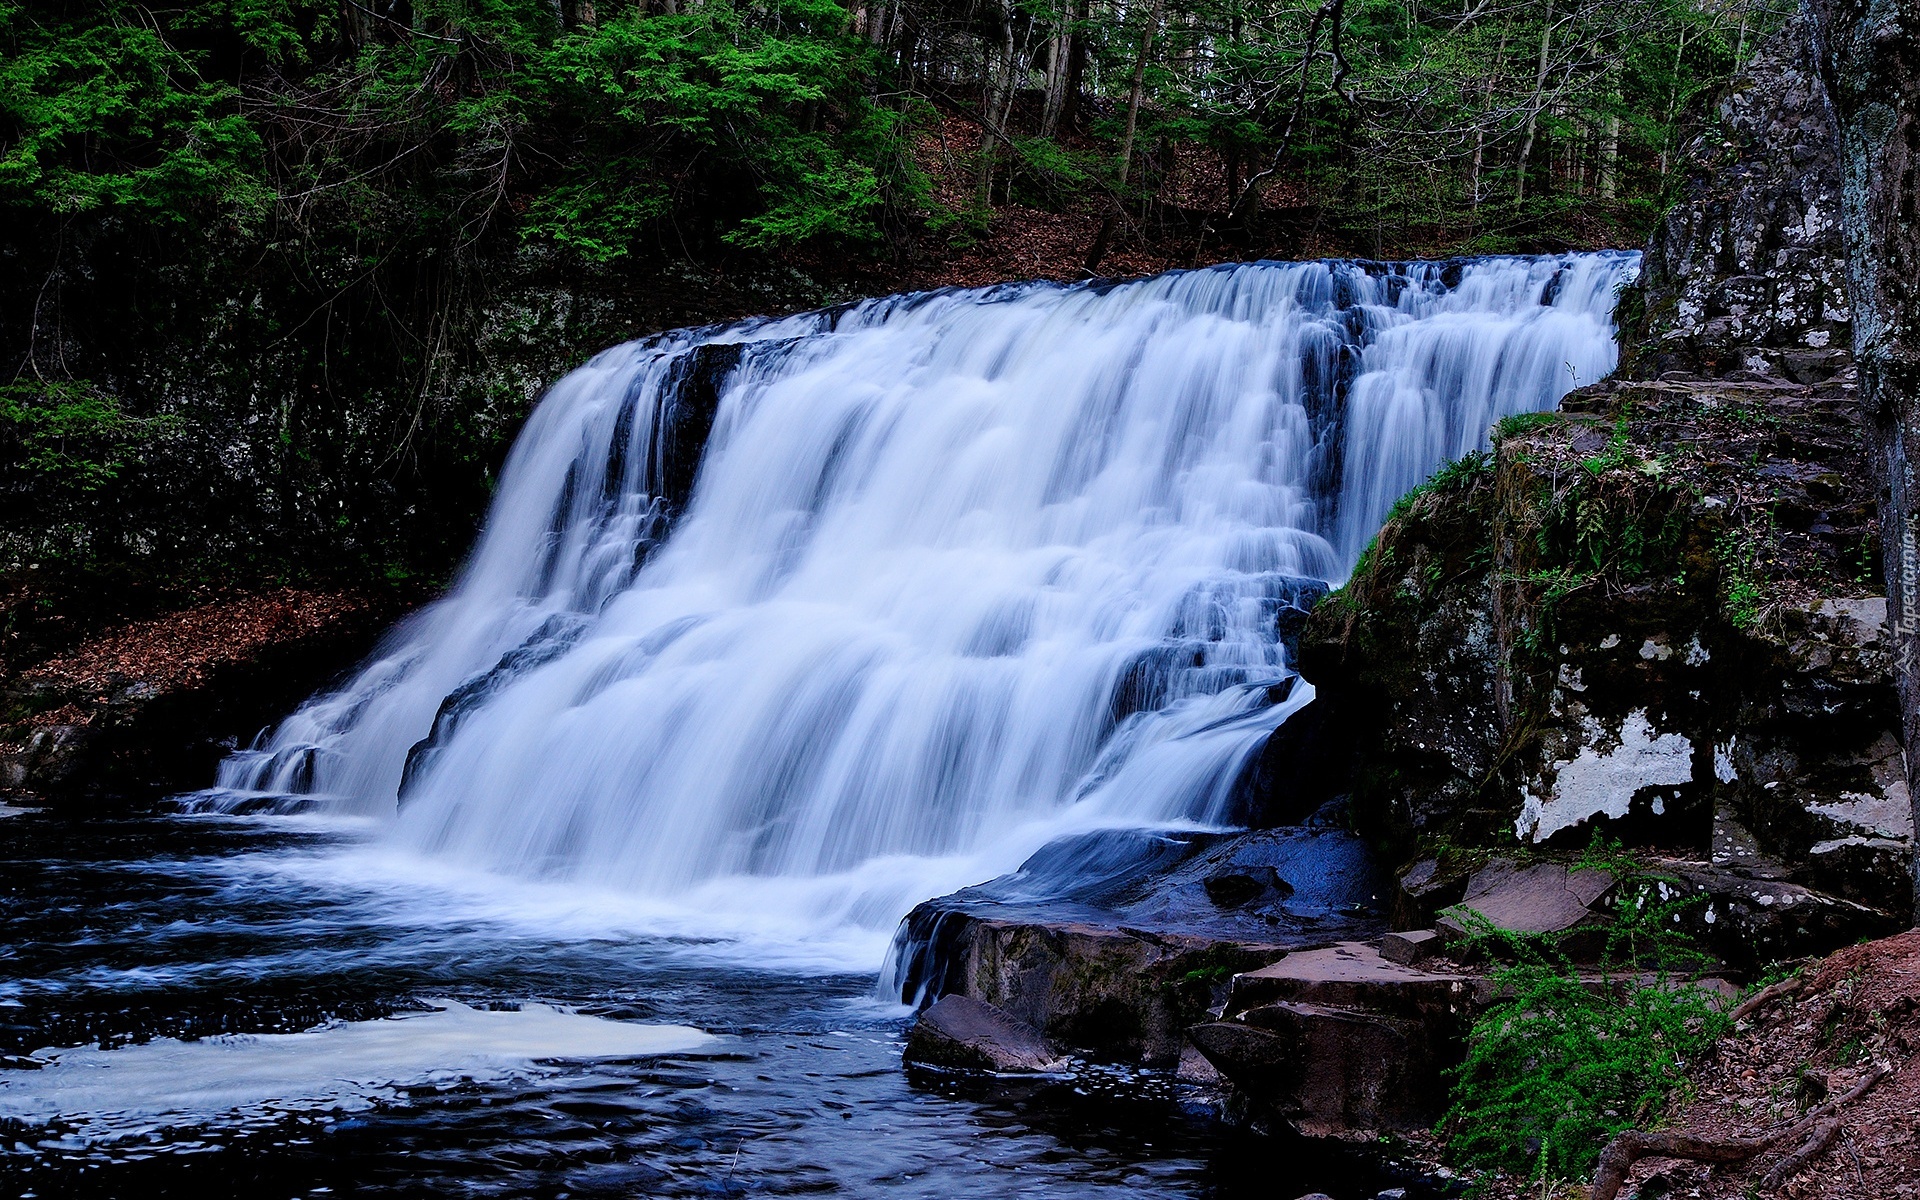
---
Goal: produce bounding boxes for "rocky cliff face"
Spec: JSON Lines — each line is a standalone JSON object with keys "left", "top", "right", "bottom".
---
{"left": 1627, "top": 10, "right": 1853, "bottom": 385}
{"left": 1298, "top": 376, "right": 1908, "bottom": 956}
{"left": 1296, "top": 10, "right": 1911, "bottom": 955}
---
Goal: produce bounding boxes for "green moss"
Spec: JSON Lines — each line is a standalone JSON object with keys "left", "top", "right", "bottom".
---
{"left": 1493, "top": 411, "right": 1563, "bottom": 441}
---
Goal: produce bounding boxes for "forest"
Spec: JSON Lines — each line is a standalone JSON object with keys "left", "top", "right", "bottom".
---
{"left": 0, "top": 0, "right": 1779, "bottom": 620}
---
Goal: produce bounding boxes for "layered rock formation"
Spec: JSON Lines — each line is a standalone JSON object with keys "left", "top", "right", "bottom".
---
{"left": 1627, "top": 10, "right": 1853, "bottom": 385}
{"left": 1297, "top": 371, "right": 1910, "bottom": 959}
{"left": 1298, "top": 5, "right": 1911, "bottom": 961}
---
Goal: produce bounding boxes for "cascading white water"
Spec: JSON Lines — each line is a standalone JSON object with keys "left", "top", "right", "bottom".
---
{"left": 208, "top": 253, "right": 1637, "bottom": 947}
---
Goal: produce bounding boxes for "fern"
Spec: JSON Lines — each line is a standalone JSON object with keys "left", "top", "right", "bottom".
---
{"left": 1442, "top": 839, "right": 1730, "bottom": 1180}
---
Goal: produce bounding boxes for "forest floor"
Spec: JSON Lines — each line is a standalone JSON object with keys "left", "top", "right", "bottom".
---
{"left": 1614, "top": 930, "right": 1920, "bottom": 1200}
{"left": 1460, "top": 930, "right": 1920, "bottom": 1200}
{"left": 811, "top": 191, "right": 1648, "bottom": 301}
{"left": 9, "top": 588, "right": 390, "bottom": 729}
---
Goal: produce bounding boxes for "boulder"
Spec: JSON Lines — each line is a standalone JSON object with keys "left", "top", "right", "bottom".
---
{"left": 887, "top": 824, "right": 1385, "bottom": 1066}
{"left": 1194, "top": 1003, "right": 1438, "bottom": 1134}
{"left": 895, "top": 913, "right": 1290, "bottom": 1066}
{"left": 1392, "top": 858, "right": 1464, "bottom": 928}
{"left": 1193, "top": 943, "right": 1480, "bottom": 1135}
{"left": 1435, "top": 859, "right": 1613, "bottom": 942}
{"left": 1647, "top": 858, "right": 1894, "bottom": 969}
{"left": 1223, "top": 941, "right": 1485, "bottom": 1019}
{"left": 1379, "top": 929, "right": 1441, "bottom": 965}
{"left": 903, "top": 995, "right": 1067, "bottom": 1074}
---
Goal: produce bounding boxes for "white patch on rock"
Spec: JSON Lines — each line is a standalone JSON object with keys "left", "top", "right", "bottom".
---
{"left": 1814, "top": 597, "right": 1889, "bottom": 647}
{"left": 1811, "top": 835, "right": 1911, "bottom": 856}
{"left": 1805, "top": 328, "right": 1831, "bottom": 348}
{"left": 1807, "top": 790, "right": 1915, "bottom": 842}
{"left": 1639, "top": 638, "right": 1673, "bottom": 661}
{"left": 1600, "top": 634, "right": 1622, "bottom": 650}
{"left": 1683, "top": 635, "right": 1710, "bottom": 665}
{"left": 1714, "top": 742, "right": 1738, "bottom": 784}
{"left": 1515, "top": 710, "right": 1696, "bottom": 842}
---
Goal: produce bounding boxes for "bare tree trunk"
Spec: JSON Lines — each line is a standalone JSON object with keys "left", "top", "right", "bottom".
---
{"left": 977, "top": 9, "right": 1017, "bottom": 206}
{"left": 869, "top": 0, "right": 897, "bottom": 47}
{"left": 1660, "top": 27, "right": 1690, "bottom": 176}
{"left": 1514, "top": 0, "right": 1554, "bottom": 206}
{"left": 1598, "top": 110, "right": 1620, "bottom": 199}
{"left": 341, "top": 0, "right": 373, "bottom": 48}
{"left": 1470, "top": 25, "right": 1510, "bottom": 210}
{"left": 1597, "top": 57, "right": 1621, "bottom": 201}
{"left": 1041, "top": 1, "right": 1073, "bottom": 134}
{"left": 1808, "top": 0, "right": 1920, "bottom": 921}
{"left": 1059, "top": 0, "right": 1093, "bottom": 130}
{"left": 1116, "top": 0, "right": 1166, "bottom": 187}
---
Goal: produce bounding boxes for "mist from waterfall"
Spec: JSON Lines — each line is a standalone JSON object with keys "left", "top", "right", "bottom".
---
{"left": 205, "top": 253, "right": 1637, "bottom": 954}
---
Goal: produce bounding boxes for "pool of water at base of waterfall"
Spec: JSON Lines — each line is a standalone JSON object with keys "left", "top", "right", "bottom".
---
{"left": 0, "top": 811, "right": 1439, "bottom": 1200}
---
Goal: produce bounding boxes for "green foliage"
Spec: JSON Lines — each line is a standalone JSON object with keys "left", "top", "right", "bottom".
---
{"left": 1504, "top": 415, "right": 1685, "bottom": 655}
{"left": 1716, "top": 525, "right": 1766, "bottom": 628}
{"left": 0, "top": 4, "right": 265, "bottom": 218}
{"left": 0, "top": 0, "right": 936, "bottom": 587}
{"left": 0, "top": 0, "right": 1782, "bottom": 596}
{"left": 0, "top": 0, "right": 912, "bottom": 256}
{"left": 1388, "top": 450, "right": 1491, "bottom": 523}
{"left": 1442, "top": 840, "right": 1731, "bottom": 1180}
{"left": 1125, "top": 0, "right": 1785, "bottom": 245}
{"left": 0, "top": 381, "right": 182, "bottom": 574}
{"left": 0, "top": 381, "right": 166, "bottom": 492}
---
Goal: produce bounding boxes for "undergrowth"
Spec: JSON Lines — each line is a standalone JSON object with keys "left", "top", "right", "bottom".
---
{"left": 1442, "top": 838, "right": 1731, "bottom": 1182}
{"left": 1715, "top": 523, "right": 1768, "bottom": 629}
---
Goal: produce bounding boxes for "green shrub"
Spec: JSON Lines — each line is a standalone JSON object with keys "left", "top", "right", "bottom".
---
{"left": 1441, "top": 841, "right": 1731, "bottom": 1181}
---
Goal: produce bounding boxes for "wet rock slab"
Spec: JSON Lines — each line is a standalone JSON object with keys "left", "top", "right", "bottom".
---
{"left": 1434, "top": 858, "right": 1613, "bottom": 944}
{"left": 903, "top": 994, "right": 1067, "bottom": 1073}
{"left": 890, "top": 820, "right": 1387, "bottom": 1067}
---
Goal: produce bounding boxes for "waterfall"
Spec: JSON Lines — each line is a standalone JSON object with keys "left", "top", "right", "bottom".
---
{"left": 206, "top": 253, "right": 1638, "bottom": 946}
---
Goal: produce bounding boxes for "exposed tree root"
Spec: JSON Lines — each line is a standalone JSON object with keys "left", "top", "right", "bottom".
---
{"left": 1759, "top": 1116, "right": 1844, "bottom": 1192}
{"left": 1728, "top": 977, "right": 1803, "bottom": 1024}
{"left": 1589, "top": 1062, "right": 1892, "bottom": 1200}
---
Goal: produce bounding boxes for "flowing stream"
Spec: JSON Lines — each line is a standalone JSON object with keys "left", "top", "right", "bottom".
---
{"left": 3, "top": 253, "right": 1637, "bottom": 1197}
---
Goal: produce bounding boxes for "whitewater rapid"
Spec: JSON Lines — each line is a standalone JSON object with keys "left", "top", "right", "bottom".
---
{"left": 207, "top": 254, "right": 1637, "bottom": 953}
